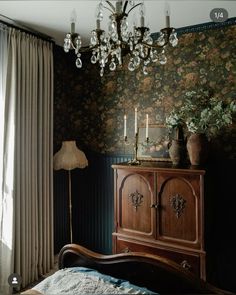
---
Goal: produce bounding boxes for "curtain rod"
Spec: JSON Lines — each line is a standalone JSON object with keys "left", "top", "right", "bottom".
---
{"left": 0, "top": 14, "right": 54, "bottom": 43}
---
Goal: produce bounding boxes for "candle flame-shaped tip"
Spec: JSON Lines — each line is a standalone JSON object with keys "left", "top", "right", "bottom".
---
{"left": 164, "top": 2, "right": 170, "bottom": 16}
{"left": 70, "top": 9, "right": 77, "bottom": 23}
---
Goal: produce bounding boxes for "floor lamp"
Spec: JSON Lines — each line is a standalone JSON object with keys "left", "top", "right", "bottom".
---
{"left": 53, "top": 140, "right": 88, "bottom": 243}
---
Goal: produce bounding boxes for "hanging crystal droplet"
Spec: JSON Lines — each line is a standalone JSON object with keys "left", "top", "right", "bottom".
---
{"left": 169, "top": 31, "right": 178, "bottom": 47}
{"left": 90, "top": 36, "right": 97, "bottom": 46}
{"left": 128, "top": 61, "right": 135, "bottom": 71}
{"left": 109, "top": 61, "right": 116, "bottom": 71}
{"left": 157, "top": 32, "right": 165, "bottom": 46}
{"left": 133, "top": 56, "right": 140, "bottom": 67}
{"left": 91, "top": 54, "right": 97, "bottom": 64}
{"left": 64, "top": 45, "right": 70, "bottom": 53}
{"left": 100, "top": 67, "right": 104, "bottom": 77}
{"left": 76, "top": 57, "right": 82, "bottom": 68}
{"left": 76, "top": 37, "right": 82, "bottom": 48}
{"left": 90, "top": 31, "right": 98, "bottom": 46}
{"left": 64, "top": 38, "right": 70, "bottom": 52}
{"left": 129, "top": 40, "right": 134, "bottom": 51}
{"left": 151, "top": 50, "right": 158, "bottom": 62}
{"left": 159, "top": 51, "right": 167, "bottom": 65}
{"left": 144, "top": 58, "right": 150, "bottom": 66}
{"left": 108, "top": 20, "right": 117, "bottom": 35}
{"left": 121, "top": 17, "right": 129, "bottom": 41}
{"left": 143, "top": 66, "right": 148, "bottom": 75}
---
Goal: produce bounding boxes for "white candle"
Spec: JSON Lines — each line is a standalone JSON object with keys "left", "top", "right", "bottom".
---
{"left": 134, "top": 108, "right": 138, "bottom": 135}
{"left": 96, "top": 19, "right": 101, "bottom": 30}
{"left": 141, "top": 16, "right": 145, "bottom": 27}
{"left": 124, "top": 114, "right": 127, "bottom": 137}
{"left": 140, "top": 1, "right": 146, "bottom": 27}
{"left": 70, "top": 9, "right": 77, "bottom": 34}
{"left": 146, "top": 114, "right": 149, "bottom": 139}
{"left": 165, "top": 2, "right": 170, "bottom": 28}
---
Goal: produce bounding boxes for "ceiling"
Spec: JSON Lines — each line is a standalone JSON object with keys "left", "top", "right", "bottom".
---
{"left": 0, "top": 1, "right": 235, "bottom": 46}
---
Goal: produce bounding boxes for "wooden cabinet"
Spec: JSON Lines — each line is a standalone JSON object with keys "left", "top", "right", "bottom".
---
{"left": 112, "top": 162, "right": 206, "bottom": 279}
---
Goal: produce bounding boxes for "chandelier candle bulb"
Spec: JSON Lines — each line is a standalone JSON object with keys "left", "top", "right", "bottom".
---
{"left": 71, "top": 22, "right": 75, "bottom": 34}
{"left": 146, "top": 114, "right": 149, "bottom": 139}
{"left": 141, "top": 16, "right": 145, "bottom": 27}
{"left": 135, "top": 108, "right": 138, "bottom": 135}
{"left": 70, "top": 9, "right": 77, "bottom": 34}
{"left": 96, "top": 19, "right": 101, "bottom": 30}
{"left": 165, "top": 2, "right": 170, "bottom": 28}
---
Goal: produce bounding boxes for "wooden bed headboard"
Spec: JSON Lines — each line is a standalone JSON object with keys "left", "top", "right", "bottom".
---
{"left": 58, "top": 244, "right": 230, "bottom": 294}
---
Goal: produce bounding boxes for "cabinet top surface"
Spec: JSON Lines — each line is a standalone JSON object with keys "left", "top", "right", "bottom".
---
{"left": 112, "top": 161, "right": 206, "bottom": 174}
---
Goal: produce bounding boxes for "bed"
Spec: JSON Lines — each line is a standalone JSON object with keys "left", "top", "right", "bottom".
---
{"left": 23, "top": 243, "right": 232, "bottom": 294}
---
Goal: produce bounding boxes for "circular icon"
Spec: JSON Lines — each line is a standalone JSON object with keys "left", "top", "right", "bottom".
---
{"left": 8, "top": 273, "right": 22, "bottom": 288}
{"left": 210, "top": 8, "right": 228, "bottom": 23}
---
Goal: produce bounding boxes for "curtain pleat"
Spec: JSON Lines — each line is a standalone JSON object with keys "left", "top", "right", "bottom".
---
{"left": 12, "top": 30, "right": 54, "bottom": 288}
{"left": 0, "top": 25, "right": 16, "bottom": 295}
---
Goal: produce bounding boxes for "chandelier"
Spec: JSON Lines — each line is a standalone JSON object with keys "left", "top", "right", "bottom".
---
{"left": 64, "top": 1, "right": 178, "bottom": 77}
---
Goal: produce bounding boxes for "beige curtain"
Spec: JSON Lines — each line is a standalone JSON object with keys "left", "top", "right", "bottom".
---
{"left": 0, "top": 26, "right": 54, "bottom": 292}
{"left": 0, "top": 23, "right": 15, "bottom": 295}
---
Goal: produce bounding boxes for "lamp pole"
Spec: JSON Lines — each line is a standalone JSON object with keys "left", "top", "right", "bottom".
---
{"left": 68, "top": 170, "right": 73, "bottom": 243}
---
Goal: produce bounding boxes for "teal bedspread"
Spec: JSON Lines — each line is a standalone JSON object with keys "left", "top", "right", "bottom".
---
{"left": 32, "top": 267, "right": 158, "bottom": 294}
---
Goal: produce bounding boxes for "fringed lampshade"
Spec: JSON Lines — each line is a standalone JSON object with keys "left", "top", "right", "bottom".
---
{"left": 53, "top": 140, "right": 88, "bottom": 170}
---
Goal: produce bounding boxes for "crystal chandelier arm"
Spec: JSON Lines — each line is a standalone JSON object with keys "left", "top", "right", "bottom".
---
{"left": 102, "top": 6, "right": 114, "bottom": 14}
{"left": 141, "top": 40, "right": 168, "bottom": 49}
{"left": 140, "top": 27, "right": 174, "bottom": 48}
{"left": 105, "top": 1, "right": 116, "bottom": 12}
{"left": 78, "top": 46, "right": 91, "bottom": 53}
{"left": 127, "top": 3, "right": 142, "bottom": 15}
{"left": 123, "top": 1, "right": 129, "bottom": 13}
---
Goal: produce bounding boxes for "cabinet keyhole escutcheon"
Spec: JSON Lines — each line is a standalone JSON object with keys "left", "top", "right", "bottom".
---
{"left": 181, "top": 260, "right": 191, "bottom": 270}
{"left": 128, "top": 190, "right": 143, "bottom": 211}
{"left": 170, "top": 194, "right": 186, "bottom": 218}
{"left": 122, "top": 247, "right": 130, "bottom": 253}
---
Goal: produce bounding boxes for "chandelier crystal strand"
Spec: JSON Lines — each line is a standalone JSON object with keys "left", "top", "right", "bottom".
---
{"left": 64, "top": 1, "right": 178, "bottom": 76}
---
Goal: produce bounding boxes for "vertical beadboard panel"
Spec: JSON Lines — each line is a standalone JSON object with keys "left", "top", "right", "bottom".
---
{"left": 53, "top": 170, "right": 70, "bottom": 253}
{"left": 54, "top": 153, "right": 132, "bottom": 254}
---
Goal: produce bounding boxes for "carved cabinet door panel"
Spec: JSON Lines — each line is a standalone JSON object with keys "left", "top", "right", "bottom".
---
{"left": 116, "top": 169, "right": 156, "bottom": 240}
{"left": 157, "top": 172, "right": 203, "bottom": 249}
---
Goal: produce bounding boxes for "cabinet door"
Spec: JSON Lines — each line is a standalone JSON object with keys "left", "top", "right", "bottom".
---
{"left": 157, "top": 172, "right": 203, "bottom": 249}
{"left": 115, "top": 169, "right": 156, "bottom": 240}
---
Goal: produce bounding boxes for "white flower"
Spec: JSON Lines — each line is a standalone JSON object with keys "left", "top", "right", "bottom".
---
{"left": 165, "top": 90, "right": 236, "bottom": 138}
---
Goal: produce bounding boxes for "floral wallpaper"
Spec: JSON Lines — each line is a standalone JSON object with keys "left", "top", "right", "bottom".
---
{"left": 54, "top": 22, "right": 236, "bottom": 159}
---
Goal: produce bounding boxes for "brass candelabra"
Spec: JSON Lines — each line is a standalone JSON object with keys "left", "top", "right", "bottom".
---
{"left": 125, "top": 134, "right": 149, "bottom": 165}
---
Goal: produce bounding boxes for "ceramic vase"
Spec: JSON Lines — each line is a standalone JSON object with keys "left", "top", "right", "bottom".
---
{"left": 186, "top": 133, "right": 208, "bottom": 166}
{"left": 168, "top": 139, "right": 185, "bottom": 165}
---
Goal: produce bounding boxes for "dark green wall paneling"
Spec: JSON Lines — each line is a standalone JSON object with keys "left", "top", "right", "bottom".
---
{"left": 54, "top": 151, "right": 132, "bottom": 254}
{"left": 54, "top": 20, "right": 236, "bottom": 292}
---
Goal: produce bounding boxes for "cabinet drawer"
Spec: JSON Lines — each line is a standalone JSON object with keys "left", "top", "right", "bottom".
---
{"left": 116, "top": 238, "right": 201, "bottom": 277}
